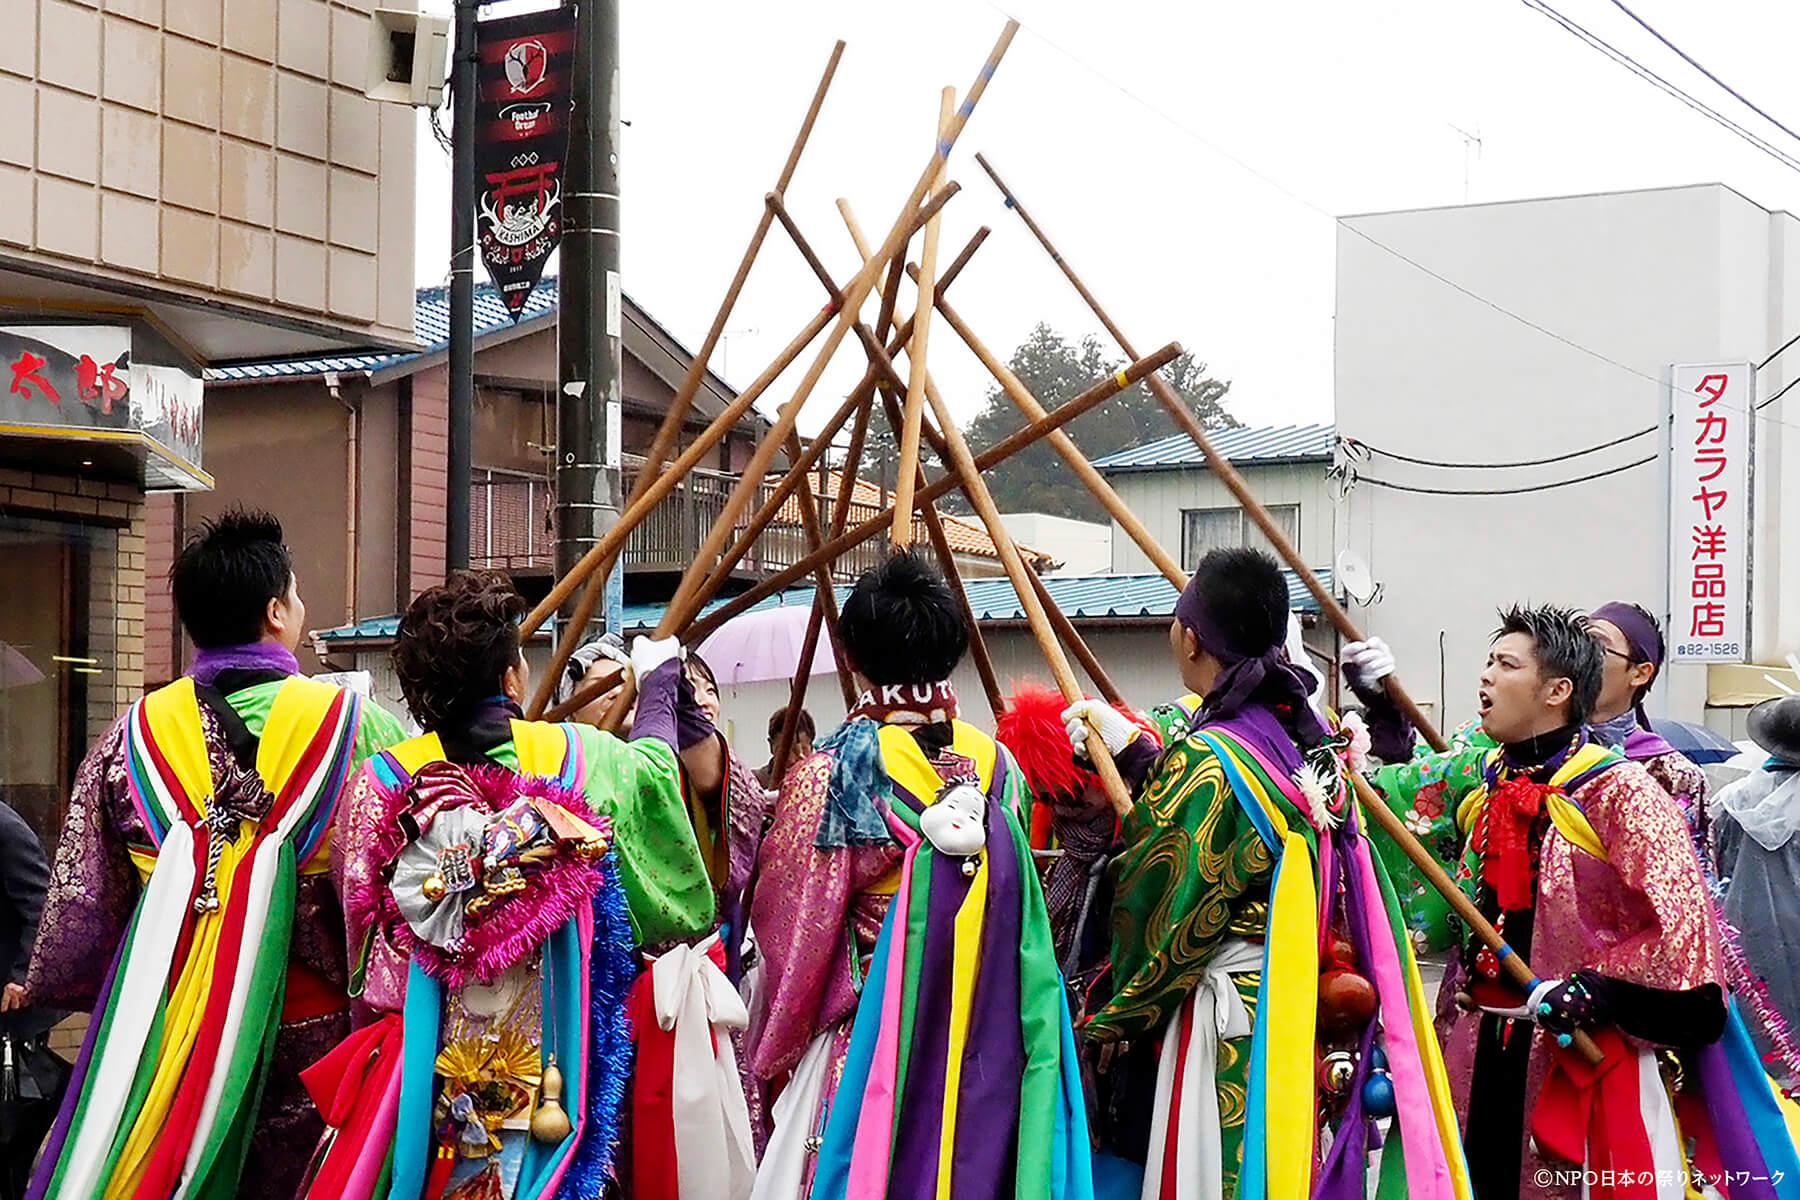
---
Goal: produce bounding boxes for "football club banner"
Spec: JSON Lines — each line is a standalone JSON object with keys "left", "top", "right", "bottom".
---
{"left": 475, "top": 8, "right": 576, "bottom": 319}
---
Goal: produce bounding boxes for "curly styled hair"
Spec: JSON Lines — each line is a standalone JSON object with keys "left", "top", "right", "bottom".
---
{"left": 392, "top": 569, "right": 527, "bottom": 731}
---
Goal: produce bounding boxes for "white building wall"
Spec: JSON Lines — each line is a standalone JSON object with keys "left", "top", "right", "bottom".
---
{"left": 1335, "top": 183, "right": 1800, "bottom": 732}
{"left": 1105, "top": 462, "right": 1336, "bottom": 575}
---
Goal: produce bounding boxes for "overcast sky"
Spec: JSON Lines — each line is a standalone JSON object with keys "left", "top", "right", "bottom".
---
{"left": 414, "top": 0, "right": 1800, "bottom": 438}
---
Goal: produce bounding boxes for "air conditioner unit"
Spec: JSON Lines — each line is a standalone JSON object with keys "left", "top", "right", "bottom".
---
{"left": 366, "top": 9, "right": 451, "bottom": 107}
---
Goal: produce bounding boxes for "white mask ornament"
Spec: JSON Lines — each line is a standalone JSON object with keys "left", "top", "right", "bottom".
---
{"left": 921, "top": 781, "right": 988, "bottom": 873}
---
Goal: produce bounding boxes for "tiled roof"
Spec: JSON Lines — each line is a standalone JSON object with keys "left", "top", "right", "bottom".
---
{"left": 207, "top": 280, "right": 561, "bottom": 382}
{"left": 1091, "top": 423, "right": 1336, "bottom": 471}
{"left": 772, "top": 470, "right": 1054, "bottom": 567}
{"left": 312, "top": 568, "right": 1332, "bottom": 643}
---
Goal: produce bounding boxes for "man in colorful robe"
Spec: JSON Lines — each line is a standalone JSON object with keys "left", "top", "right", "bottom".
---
{"left": 23, "top": 510, "right": 407, "bottom": 1200}
{"left": 334, "top": 572, "right": 727, "bottom": 1200}
{"left": 747, "top": 549, "right": 1090, "bottom": 1200}
{"left": 1064, "top": 548, "right": 1468, "bottom": 1200}
{"left": 1380, "top": 605, "right": 1799, "bottom": 1199}
{"left": 1356, "top": 599, "right": 1711, "bottom": 955}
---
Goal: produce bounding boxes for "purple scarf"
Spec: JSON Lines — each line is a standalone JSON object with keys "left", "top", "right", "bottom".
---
{"left": 189, "top": 641, "right": 301, "bottom": 686}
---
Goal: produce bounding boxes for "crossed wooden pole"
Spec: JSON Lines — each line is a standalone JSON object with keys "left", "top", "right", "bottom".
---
{"left": 973, "top": 153, "right": 1601, "bottom": 1064}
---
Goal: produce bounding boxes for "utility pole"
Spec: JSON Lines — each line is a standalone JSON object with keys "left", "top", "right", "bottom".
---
{"left": 556, "top": 0, "right": 623, "bottom": 631}
{"left": 446, "top": 0, "right": 477, "bottom": 572}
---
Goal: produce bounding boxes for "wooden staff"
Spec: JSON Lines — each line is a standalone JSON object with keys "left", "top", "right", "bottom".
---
{"left": 520, "top": 177, "right": 962, "bottom": 669}
{"left": 909, "top": 264, "right": 1185, "bottom": 589}
{"left": 889, "top": 88, "right": 954, "bottom": 547}
{"left": 782, "top": 426, "right": 858, "bottom": 707}
{"left": 522, "top": 43, "right": 844, "bottom": 717}
{"left": 770, "top": 390, "right": 876, "bottom": 783}
{"left": 700, "top": 215, "right": 989, "bottom": 599}
{"left": 975, "top": 152, "right": 1448, "bottom": 754}
{"left": 1353, "top": 773, "right": 1603, "bottom": 1065}
{"left": 824, "top": 200, "right": 1009, "bottom": 718}
{"left": 908, "top": 330, "right": 1135, "bottom": 816}
{"left": 592, "top": 21, "right": 1019, "bottom": 732}
{"left": 684, "top": 342, "right": 1180, "bottom": 645}
{"left": 1025, "top": 568, "right": 1124, "bottom": 705}
{"left": 544, "top": 345, "right": 1176, "bottom": 724}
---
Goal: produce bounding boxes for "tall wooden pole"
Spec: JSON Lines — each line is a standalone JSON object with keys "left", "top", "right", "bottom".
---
{"left": 545, "top": 341, "right": 1183, "bottom": 721}
{"left": 520, "top": 181, "right": 961, "bottom": 702}
{"left": 770, "top": 391, "right": 875, "bottom": 783}
{"left": 889, "top": 87, "right": 953, "bottom": 547}
{"left": 975, "top": 153, "right": 1447, "bottom": 753}
{"left": 522, "top": 43, "right": 845, "bottom": 716}
{"left": 593, "top": 21, "right": 1022, "bottom": 732}
{"left": 910, "top": 265, "right": 1185, "bottom": 589}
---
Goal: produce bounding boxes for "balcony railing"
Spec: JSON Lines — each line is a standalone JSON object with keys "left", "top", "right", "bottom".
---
{"left": 469, "top": 458, "right": 927, "bottom": 581}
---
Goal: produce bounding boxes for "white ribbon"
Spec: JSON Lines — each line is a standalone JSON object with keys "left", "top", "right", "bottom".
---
{"left": 1140, "top": 938, "right": 1263, "bottom": 1200}
{"left": 650, "top": 933, "right": 757, "bottom": 1200}
{"left": 750, "top": 1027, "right": 838, "bottom": 1200}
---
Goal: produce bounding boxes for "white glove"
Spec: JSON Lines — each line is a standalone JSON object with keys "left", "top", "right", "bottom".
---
{"left": 1342, "top": 637, "right": 1395, "bottom": 684}
{"left": 629, "top": 635, "right": 682, "bottom": 683}
{"left": 1061, "top": 700, "right": 1136, "bottom": 760}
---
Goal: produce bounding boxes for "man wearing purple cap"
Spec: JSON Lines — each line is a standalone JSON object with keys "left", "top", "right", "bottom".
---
{"left": 1585, "top": 601, "right": 1710, "bottom": 841}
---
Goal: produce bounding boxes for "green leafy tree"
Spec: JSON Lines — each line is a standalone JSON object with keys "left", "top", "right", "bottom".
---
{"left": 938, "top": 324, "right": 1234, "bottom": 520}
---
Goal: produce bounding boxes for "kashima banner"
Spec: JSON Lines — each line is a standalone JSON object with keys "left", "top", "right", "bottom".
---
{"left": 475, "top": 8, "right": 576, "bottom": 318}
{"left": 1668, "top": 362, "right": 1752, "bottom": 663}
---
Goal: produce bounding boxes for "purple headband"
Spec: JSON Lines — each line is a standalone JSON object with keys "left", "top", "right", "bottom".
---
{"left": 1590, "top": 601, "right": 1663, "bottom": 729}
{"left": 1175, "top": 577, "right": 1325, "bottom": 738}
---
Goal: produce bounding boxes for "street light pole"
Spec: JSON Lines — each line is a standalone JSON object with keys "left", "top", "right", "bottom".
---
{"left": 556, "top": 0, "right": 622, "bottom": 629}
{"left": 446, "top": 0, "right": 477, "bottom": 573}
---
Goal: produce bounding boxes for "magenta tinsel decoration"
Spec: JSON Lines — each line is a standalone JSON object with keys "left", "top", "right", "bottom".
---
{"left": 359, "top": 762, "right": 610, "bottom": 988}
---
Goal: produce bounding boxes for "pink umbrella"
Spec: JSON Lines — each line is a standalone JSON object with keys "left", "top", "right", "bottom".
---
{"left": 695, "top": 604, "right": 838, "bottom": 685}
{"left": 0, "top": 641, "right": 45, "bottom": 689}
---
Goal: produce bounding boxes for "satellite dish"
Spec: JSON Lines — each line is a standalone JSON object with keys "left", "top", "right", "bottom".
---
{"left": 1337, "top": 551, "right": 1380, "bottom": 606}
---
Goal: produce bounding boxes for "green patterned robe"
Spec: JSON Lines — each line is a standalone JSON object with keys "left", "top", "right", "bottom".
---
{"left": 1363, "top": 722, "right": 1495, "bottom": 953}
{"left": 1090, "top": 714, "right": 1294, "bottom": 1198}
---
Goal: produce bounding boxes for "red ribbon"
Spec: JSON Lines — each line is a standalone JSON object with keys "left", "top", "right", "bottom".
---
{"left": 1531, "top": 1027, "right": 1658, "bottom": 1199}
{"left": 1481, "top": 776, "right": 1556, "bottom": 911}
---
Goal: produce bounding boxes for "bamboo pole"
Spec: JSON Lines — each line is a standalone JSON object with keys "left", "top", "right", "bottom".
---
{"left": 889, "top": 87, "right": 954, "bottom": 547}
{"left": 782, "top": 426, "right": 858, "bottom": 707}
{"left": 696, "top": 216, "right": 990, "bottom": 600}
{"left": 1352, "top": 774, "right": 1603, "bottom": 1065}
{"left": 850, "top": 301, "right": 1119, "bottom": 718}
{"left": 683, "top": 342, "right": 1180, "bottom": 645}
{"left": 908, "top": 264, "right": 1186, "bottom": 589}
{"left": 908, "top": 338, "right": 1135, "bottom": 816}
{"left": 592, "top": 21, "right": 1021, "bottom": 731}
{"left": 825, "top": 199, "right": 1004, "bottom": 719}
{"left": 770, "top": 390, "right": 876, "bottom": 783}
{"left": 519, "top": 178, "right": 962, "bottom": 662}
{"left": 522, "top": 42, "right": 845, "bottom": 717}
{"left": 544, "top": 346, "right": 1177, "bottom": 724}
{"left": 974, "top": 152, "right": 1448, "bottom": 753}
{"left": 1025, "top": 567, "right": 1124, "bottom": 705}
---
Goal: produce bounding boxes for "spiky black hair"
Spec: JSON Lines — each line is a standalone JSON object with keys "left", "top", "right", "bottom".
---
{"left": 1493, "top": 604, "right": 1604, "bottom": 725}
{"left": 169, "top": 507, "right": 293, "bottom": 647}
{"left": 836, "top": 548, "right": 968, "bottom": 685}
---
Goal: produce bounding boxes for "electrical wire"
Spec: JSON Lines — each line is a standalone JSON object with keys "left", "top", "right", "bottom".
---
{"left": 1346, "top": 454, "right": 1656, "bottom": 496}
{"left": 1341, "top": 423, "right": 1656, "bottom": 469}
{"left": 1519, "top": 0, "right": 1800, "bottom": 177}
{"left": 1603, "top": 0, "right": 1800, "bottom": 150}
{"left": 988, "top": 5, "right": 1800, "bottom": 438}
